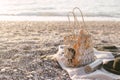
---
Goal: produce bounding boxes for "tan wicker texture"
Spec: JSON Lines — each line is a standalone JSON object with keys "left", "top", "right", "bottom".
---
{"left": 64, "top": 7, "right": 96, "bottom": 67}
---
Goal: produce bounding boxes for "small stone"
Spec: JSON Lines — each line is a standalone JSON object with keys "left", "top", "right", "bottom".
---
{"left": 1, "top": 68, "right": 6, "bottom": 72}
{"left": 13, "top": 69, "right": 17, "bottom": 72}
{"left": 101, "top": 40, "right": 108, "bottom": 43}
{"left": 1, "top": 67, "right": 10, "bottom": 72}
{"left": 27, "top": 74, "right": 33, "bottom": 78}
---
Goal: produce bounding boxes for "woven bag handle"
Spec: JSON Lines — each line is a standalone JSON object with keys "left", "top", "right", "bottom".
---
{"left": 73, "top": 7, "right": 87, "bottom": 30}
{"left": 68, "top": 12, "right": 78, "bottom": 35}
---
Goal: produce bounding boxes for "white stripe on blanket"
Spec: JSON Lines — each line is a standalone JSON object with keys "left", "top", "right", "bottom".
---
{"left": 55, "top": 45, "right": 120, "bottom": 80}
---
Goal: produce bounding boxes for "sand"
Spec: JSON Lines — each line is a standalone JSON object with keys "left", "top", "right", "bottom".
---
{"left": 0, "top": 21, "right": 120, "bottom": 80}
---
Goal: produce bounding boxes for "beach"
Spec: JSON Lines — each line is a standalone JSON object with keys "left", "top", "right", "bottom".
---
{"left": 0, "top": 21, "right": 120, "bottom": 79}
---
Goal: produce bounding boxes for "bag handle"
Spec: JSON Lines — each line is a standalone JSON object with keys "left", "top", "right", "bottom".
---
{"left": 67, "top": 7, "right": 89, "bottom": 37}
{"left": 73, "top": 7, "right": 86, "bottom": 29}
{"left": 67, "top": 12, "right": 78, "bottom": 35}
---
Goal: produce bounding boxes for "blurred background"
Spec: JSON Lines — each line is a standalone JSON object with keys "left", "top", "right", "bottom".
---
{"left": 0, "top": 0, "right": 120, "bottom": 20}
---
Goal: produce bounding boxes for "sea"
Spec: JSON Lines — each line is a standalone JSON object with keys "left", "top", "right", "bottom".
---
{"left": 0, "top": 0, "right": 120, "bottom": 21}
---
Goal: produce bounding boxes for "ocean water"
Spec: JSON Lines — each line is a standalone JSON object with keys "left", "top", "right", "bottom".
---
{"left": 0, "top": 0, "right": 120, "bottom": 21}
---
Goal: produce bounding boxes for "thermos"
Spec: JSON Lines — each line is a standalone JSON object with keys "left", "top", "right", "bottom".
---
{"left": 84, "top": 59, "right": 103, "bottom": 73}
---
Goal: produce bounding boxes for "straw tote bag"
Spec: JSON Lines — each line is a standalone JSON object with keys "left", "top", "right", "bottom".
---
{"left": 64, "top": 7, "right": 96, "bottom": 67}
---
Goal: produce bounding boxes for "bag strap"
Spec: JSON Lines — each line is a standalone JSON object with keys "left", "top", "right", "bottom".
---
{"left": 67, "top": 12, "right": 78, "bottom": 36}
{"left": 73, "top": 7, "right": 86, "bottom": 29}
{"left": 67, "top": 7, "right": 89, "bottom": 37}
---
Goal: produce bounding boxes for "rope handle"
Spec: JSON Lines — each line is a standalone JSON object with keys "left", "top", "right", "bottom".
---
{"left": 67, "top": 12, "right": 78, "bottom": 35}
{"left": 73, "top": 7, "right": 86, "bottom": 29}
{"left": 67, "top": 7, "right": 90, "bottom": 37}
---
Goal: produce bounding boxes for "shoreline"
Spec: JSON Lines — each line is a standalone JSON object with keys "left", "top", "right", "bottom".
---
{"left": 0, "top": 16, "right": 120, "bottom": 21}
